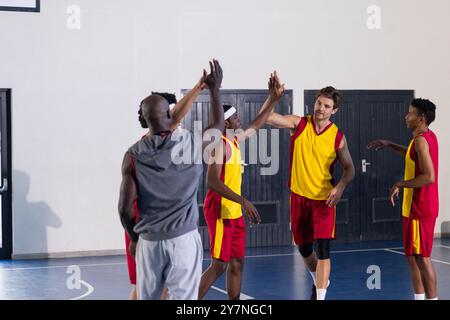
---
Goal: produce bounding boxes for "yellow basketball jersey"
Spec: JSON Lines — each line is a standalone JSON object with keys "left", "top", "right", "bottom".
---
{"left": 289, "top": 116, "right": 343, "bottom": 200}
{"left": 220, "top": 136, "right": 243, "bottom": 219}
{"left": 205, "top": 136, "right": 242, "bottom": 219}
{"left": 402, "top": 140, "right": 415, "bottom": 218}
{"left": 401, "top": 130, "right": 439, "bottom": 219}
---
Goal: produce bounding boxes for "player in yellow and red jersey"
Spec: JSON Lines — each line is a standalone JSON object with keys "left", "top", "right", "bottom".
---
{"left": 198, "top": 72, "right": 285, "bottom": 300}
{"left": 261, "top": 85, "right": 355, "bottom": 300}
{"left": 368, "top": 98, "right": 439, "bottom": 300}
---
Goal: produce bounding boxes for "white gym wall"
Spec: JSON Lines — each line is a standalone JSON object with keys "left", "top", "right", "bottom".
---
{"left": 0, "top": 0, "right": 448, "bottom": 257}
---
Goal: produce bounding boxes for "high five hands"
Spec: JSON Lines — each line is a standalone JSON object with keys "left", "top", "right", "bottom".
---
{"left": 269, "top": 71, "right": 285, "bottom": 100}
{"left": 203, "top": 59, "right": 223, "bottom": 92}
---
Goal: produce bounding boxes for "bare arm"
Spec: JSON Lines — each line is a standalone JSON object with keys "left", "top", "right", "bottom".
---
{"left": 259, "top": 105, "right": 300, "bottom": 134}
{"left": 336, "top": 137, "right": 356, "bottom": 188}
{"left": 257, "top": 73, "right": 300, "bottom": 132}
{"left": 326, "top": 136, "right": 355, "bottom": 207}
{"left": 235, "top": 72, "right": 285, "bottom": 141}
{"left": 389, "top": 137, "right": 435, "bottom": 206}
{"left": 202, "top": 60, "right": 224, "bottom": 151}
{"left": 394, "top": 137, "right": 435, "bottom": 188}
{"left": 118, "top": 152, "right": 139, "bottom": 242}
{"left": 207, "top": 143, "right": 260, "bottom": 224}
{"left": 367, "top": 139, "right": 408, "bottom": 157}
{"left": 170, "top": 72, "right": 207, "bottom": 130}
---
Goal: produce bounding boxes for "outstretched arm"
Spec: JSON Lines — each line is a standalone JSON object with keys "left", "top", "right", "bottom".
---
{"left": 367, "top": 139, "right": 408, "bottom": 157}
{"left": 235, "top": 71, "right": 285, "bottom": 141}
{"left": 170, "top": 72, "right": 207, "bottom": 130}
{"left": 118, "top": 152, "right": 139, "bottom": 242}
{"left": 258, "top": 79, "right": 300, "bottom": 133}
{"left": 202, "top": 59, "right": 225, "bottom": 151}
{"left": 389, "top": 137, "right": 435, "bottom": 206}
{"left": 326, "top": 136, "right": 355, "bottom": 207}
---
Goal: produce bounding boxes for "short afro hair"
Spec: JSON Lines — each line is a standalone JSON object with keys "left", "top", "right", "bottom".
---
{"left": 411, "top": 98, "right": 436, "bottom": 125}
{"left": 151, "top": 92, "right": 177, "bottom": 105}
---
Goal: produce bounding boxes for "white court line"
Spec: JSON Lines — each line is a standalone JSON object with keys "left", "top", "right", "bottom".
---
{"left": 243, "top": 247, "right": 405, "bottom": 259}
{"left": 70, "top": 280, "right": 95, "bottom": 300}
{"left": 235, "top": 253, "right": 296, "bottom": 259}
{"left": 2, "top": 245, "right": 446, "bottom": 271}
{"left": 0, "top": 262, "right": 127, "bottom": 271}
{"left": 211, "top": 286, "right": 254, "bottom": 300}
{"left": 4, "top": 245, "right": 448, "bottom": 301}
{"left": 384, "top": 249, "right": 450, "bottom": 266}
{"left": 0, "top": 247, "right": 412, "bottom": 271}
{"left": 331, "top": 247, "right": 405, "bottom": 254}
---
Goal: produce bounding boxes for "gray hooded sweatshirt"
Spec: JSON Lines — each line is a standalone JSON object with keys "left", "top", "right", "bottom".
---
{"left": 128, "top": 129, "right": 203, "bottom": 241}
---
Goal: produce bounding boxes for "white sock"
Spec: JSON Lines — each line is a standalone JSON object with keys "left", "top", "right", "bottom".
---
{"left": 426, "top": 297, "right": 438, "bottom": 300}
{"left": 309, "top": 271, "right": 316, "bottom": 284}
{"left": 309, "top": 271, "right": 331, "bottom": 288}
{"left": 316, "top": 288, "right": 327, "bottom": 300}
{"left": 414, "top": 293, "right": 425, "bottom": 300}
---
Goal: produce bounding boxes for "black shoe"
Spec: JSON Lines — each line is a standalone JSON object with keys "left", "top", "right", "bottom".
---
{"left": 310, "top": 284, "right": 317, "bottom": 300}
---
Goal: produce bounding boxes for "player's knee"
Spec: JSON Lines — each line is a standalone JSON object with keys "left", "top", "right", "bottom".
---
{"left": 230, "top": 258, "right": 244, "bottom": 272}
{"left": 212, "top": 259, "right": 228, "bottom": 274}
{"left": 415, "top": 255, "right": 430, "bottom": 267}
{"left": 315, "top": 239, "right": 330, "bottom": 260}
{"left": 298, "top": 243, "right": 313, "bottom": 258}
{"left": 406, "top": 255, "right": 416, "bottom": 265}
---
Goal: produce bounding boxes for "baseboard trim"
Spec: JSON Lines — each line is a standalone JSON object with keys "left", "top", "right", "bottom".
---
{"left": 12, "top": 249, "right": 126, "bottom": 260}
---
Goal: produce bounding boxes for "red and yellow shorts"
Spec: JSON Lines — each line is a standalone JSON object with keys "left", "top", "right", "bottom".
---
{"left": 206, "top": 215, "right": 246, "bottom": 262}
{"left": 403, "top": 216, "right": 436, "bottom": 257}
{"left": 125, "top": 232, "right": 137, "bottom": 285}
{"left": 290, "top": 192, "right": 336, "bottom": 245}
{"left": 125, "top": 201, "right": 139, "bottom": 285}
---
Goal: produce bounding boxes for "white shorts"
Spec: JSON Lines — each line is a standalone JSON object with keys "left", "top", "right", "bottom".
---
{"left": 136, "top": 229, "right": 203, "bottom": 300}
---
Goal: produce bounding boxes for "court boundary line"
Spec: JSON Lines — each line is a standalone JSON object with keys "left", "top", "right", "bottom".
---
{"left": 2, "top": 245, "right": 448, "bottom": 271}
{"left": 70, "top": 280, "right": 95, "bottom": 300}
{"left": 211, "top": 286, "right": 254, "bottom": 300}
{"left": 384, "top": 248, "right": 450, "bottom": 266}
{"left": 0, "top": 262, "right": 127, "bottom": 271}
{"left": 3, "top": 245, "right": 449, "bottom": 300}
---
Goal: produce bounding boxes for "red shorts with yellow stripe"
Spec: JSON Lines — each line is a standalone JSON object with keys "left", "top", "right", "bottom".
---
{"left": 403, "top": 216, "right": 436, "bottom": 257}
{"left": 206, "top": 216, "right": 246, "bottom": 262}
{"left": 290, "top": 192, "right": 336, "bottom": 245}
{"left": 125, "top": 232, "right": 137, "bottom": 285}
{"left": 125, "top": 201, "right": 139, "bottom": 285}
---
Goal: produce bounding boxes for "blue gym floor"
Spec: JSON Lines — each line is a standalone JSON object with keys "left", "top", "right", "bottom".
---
{"left": 1, "top": 239, "right": 449, "bottom": 300}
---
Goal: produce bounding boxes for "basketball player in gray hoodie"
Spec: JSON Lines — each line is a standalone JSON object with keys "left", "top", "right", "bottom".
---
{"left": 118, "top": 60, "right": 224, "bottom": 300}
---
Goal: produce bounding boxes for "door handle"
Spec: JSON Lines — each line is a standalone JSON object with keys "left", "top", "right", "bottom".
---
{"left": 0, "top": 178, "right": 8, "bottom": 193}
{"left": 362, "top": 159, "right": 371, "bottom": 173}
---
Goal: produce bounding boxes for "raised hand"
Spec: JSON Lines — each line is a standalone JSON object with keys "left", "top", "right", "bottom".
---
{"left": 203, "top": 59, "right": 223, "bottom": 92}
{"left": 367, "top": 139, "right": 390, "bottom": 151}
{"left": 197, "top": 69, "right": 208, "bottom": 90}
{"left": 269, "top": 71, "right": 285, "bottom": 100}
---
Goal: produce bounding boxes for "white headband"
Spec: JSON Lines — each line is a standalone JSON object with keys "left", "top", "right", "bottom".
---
{"left": 224, "top": 106, "right": 237, "bottom": 120}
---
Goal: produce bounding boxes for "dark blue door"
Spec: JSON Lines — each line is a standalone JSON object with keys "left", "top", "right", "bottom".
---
{"left": 0, "top": 89, "right": 12, "bottom": 259}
